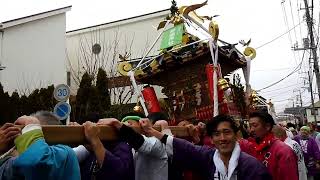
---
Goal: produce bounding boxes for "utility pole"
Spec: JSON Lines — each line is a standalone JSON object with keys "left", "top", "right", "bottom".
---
{"left": 293, "top": 89, "right": 305, "bottom": 125}
{"left": 293, "top": 89, "right": 303, "bottom": 107}
{"left": 303, "top": 0, "right": 320, "bottom": 100}
{"left": 294, "top": 89, "right": 303, "bottom": 107}
{"left": 308, "top": 69, "right": 317, "bottom": 122}
{"left": 299, "top": 90, "right": 303, "bottom": 125}
{"left": 292, "top": 99, "right": 295, "bottom": 108}
{"left": 293, "top": 0, "right": 319, "bottom": 123}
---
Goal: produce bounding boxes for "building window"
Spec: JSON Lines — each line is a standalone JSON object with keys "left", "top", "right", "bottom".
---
{"left": 92, "top": 43, "right": 101, "bottom": 55}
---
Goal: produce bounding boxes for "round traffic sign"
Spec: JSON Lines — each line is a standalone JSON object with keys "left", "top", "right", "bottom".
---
{"left": 54, "top": 84, "right": 70, "bottom": 102}
{"left": 54, "top": 102, "right": 71, "bottom": 120}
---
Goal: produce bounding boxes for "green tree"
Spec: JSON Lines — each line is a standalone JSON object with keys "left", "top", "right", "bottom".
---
{"left": 0, "top": 83, "right": 4, "bottom": 94}
{"left": 38, "top": 85, "right": 56, "bottom": 110}
{"left": 0, "top": 84, "right": 59, "bottom": 124}
{"left": 76, "top": 72, "right": 93, "bottom": 122}
{"left": 3, "top": 92, "right": 13, "bottom": 123}
{"left": 19, "top": 95, "right": 30, "bottom": 115}
{"left": 28, "top": 89, "right": 41, "bottom": 114}
{"left": 87, "top": 86, "right": 101, "bottom": 117}
{"left": 0, "top": 84, "right": 16, "bottom": 123}
{"left": 96, "top": 68, "right": 111, "bottom": 113}
{"left": 0, "top": 83, "right": 9, "bottom": 124}
{"left": 232, "top": 74, "right": 247, "bottom": 118}
{"left": 10, "top": 91, "right": 21, "bottom": 120}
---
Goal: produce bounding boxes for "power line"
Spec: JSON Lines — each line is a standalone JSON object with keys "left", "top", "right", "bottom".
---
{"left": 260, "top": 83, "right": 303, "bottom": 93}
{"left": 271, "top": 88, "right": 307, "bottom": 104}
{"left": 267, "top": 86, "right": 306, "bottom": 99}
{"left": 268, "top": 90, "right": 296, "bottom": 98}
{"left": 257, "top": 50, "right": 306, "bottom": 91}
{"left": 253, "top": 67, "right": 294, "bottom": 72}
{"left": 255, "top": 21, "right": 303, "bottom": 49}
{"left": 297, "top": 0, "right": 304, "bottom": 41}
{"left": 273, "top": 98, "right": 293, "bottom": 103}
{"left": 284, "top": 0, "right": 299, "bottom": 65}
{"left": 281, "top": 0, "right": 294, "bottom": 46}
{"left": 289, "top": 0, "right": 299, "bottom": 43}
{"left": 295, "top": 0, "right": 306, "bottom": 74}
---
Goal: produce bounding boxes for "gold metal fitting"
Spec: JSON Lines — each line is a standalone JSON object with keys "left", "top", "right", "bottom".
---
{"left": 218, "top": 78, "right": 229, "bottom": 91}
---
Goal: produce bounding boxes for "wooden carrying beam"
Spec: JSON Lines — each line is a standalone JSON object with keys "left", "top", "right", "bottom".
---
{"left": 41, "top": 126, "right": 189, "bottom": 145}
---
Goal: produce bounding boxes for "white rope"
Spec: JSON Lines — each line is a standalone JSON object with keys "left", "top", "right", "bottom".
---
{"left": 0, "top": 147, "right": 15, "bottom": 160}
{"left": 128, "top": 71, "right": 149, "bottom": 116}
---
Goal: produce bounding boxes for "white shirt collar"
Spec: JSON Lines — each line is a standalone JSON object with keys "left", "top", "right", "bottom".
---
{"left": 213, "top": 142, "right": 241, "bottom": 180}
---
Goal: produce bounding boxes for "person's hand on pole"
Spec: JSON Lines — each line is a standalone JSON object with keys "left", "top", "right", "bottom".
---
{"left": 153, "top": 120, "right": 169, "bottom": 131}
{"left": 0, "top": 123, "right": 21, "bottom": 154}
{"left": 68, "top": 121, "right": 81, "bottom": 126}
{"left": 186, "top": 124, "right": 201, "bottom": 144}
{"left": 97, "top": 118, "right": 122, "bottom": 130}
{"left": 83, "top": 121, "right": 100, "bottom": 145}
{"left": 68, "top": 121, "right": 91, "bottom": 151}
{"left": 83, "top": 121, "right": 105, "bottom": 167}
{"left": 140, "top": 118, "right": 166, "bottom": 140}
{"left": 139, "top": 118, "right": 154, "bottom": 135}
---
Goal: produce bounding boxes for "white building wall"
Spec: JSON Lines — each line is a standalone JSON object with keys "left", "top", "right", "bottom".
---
{"left": 66, "top": 10, "right": 169, "bottom": 103}
{"left": 0, "top": 13, "right": 67, "bottom": 94}
{"left": 306, "top": 108, "right": 320, "bottom": 123}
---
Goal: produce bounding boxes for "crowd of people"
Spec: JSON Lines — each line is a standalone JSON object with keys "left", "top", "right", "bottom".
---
{"left": 0, "top": 110, "right": 320, "bottom": 180}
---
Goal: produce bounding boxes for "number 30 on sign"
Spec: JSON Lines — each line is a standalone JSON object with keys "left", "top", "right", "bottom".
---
{"left": 54, "top": 84, "right": 70, "bottom": 102}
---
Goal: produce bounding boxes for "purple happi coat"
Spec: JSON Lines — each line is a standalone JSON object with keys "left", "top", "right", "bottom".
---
{"left": 294, "top": 135, "right": 320, "bottom": 176}
{"left": 80, "top": 141, "right": 134, "bottom": 180}
{"left": 172, "top": 137, "right": 272, "bottom": 180}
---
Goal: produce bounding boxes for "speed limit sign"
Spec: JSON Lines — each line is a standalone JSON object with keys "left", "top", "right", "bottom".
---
{"left": 54, "top": 84, "right": 70, "bottom": 102}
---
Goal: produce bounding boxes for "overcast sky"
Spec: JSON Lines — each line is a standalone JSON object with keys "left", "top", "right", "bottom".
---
{"left": 1, "top": 0, "right": 319, "bottom": 112}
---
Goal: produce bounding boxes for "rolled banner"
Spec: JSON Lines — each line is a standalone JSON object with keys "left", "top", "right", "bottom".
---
{"left": 206, "top": 64, "right": 223, "bottom": 103}
{"left": 206, "top": 64, "right": 214, "bottom": 102}
{"left": 141, "top": 86, "right": 161, "bottom": 113}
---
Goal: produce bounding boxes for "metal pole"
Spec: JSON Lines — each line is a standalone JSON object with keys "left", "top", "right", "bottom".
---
{"left": 299, "top": 90, "right": 304, "bottom": 125}
{"left": 299, "top": 90, "right": 303, "bottom": 107}
{"left": 134, "top": 21, "right": 170, "bottom": 70}
{"left": 303, "top": 0, "right": 320, "bottom": 99}
{"left": 292, "top": 99, "right": 295, "bottom": 108}
{"left": 308, "top": 69, "right": 317, "bottom": 123}
{"left": 66, "top": 99, "right": 70, "bottom": 125}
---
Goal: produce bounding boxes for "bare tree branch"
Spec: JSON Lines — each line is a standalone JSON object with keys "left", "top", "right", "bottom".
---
{"left": 67, "top": 28, "right": 142, "bottom": 105}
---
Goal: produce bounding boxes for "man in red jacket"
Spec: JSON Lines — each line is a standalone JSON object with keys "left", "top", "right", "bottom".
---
{"left": 248, "top": 111, "right": 299, "bottom": 180}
